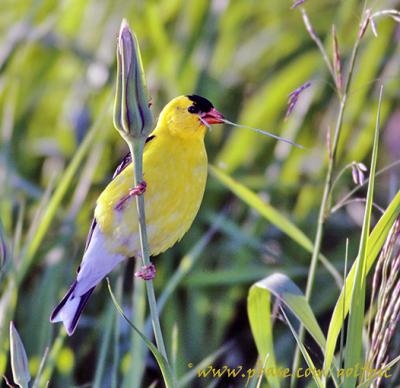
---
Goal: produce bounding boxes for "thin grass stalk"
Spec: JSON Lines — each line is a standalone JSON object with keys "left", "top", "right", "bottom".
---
{"left": 123, "top": 259, "right": 146, "bottom": 387}
{"left": 107, "top": 279, "right": 176, "bottom": 387}
{"left": 31, "top": 346, "right": 49, "bottom": 388}
{"left": 300, "top": 8, "right": 336, "bottom": 85}
{"left": 127, "top": 137, "right": 168, "bottom": 360}
{"left": 331, "top": 160, "right": 400, "bottom": 214}
{"left": 39, "top": 328, "right": 67, "bottom": 387}
{"left": 290, "top": 12, "right": 365, "bottom": 386}
{"left": 339, "top": 238, "right": 349, "bottom": 381}
{"left": 92, "top": 305, "right": 114, "bottom": 387}
{"left": 111, "top": 270, "right": 123, "bottom": 388}
{"left": 144, "top": 213, "right": 223, "bottom": 336}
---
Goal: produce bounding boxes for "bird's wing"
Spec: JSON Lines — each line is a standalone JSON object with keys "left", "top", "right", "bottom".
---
{"left": 52, "top": 135, "right": 157, "bottom": 333}
{"left": 84, "top": 219, "right": 97, "bottom": 253}
{"left": 83, "top": 134, "right": 156, "bottom": 253}
{"left": 111, "top": 152, "right": 132, "bottom": 179}
{"left": 75, "top": 227, "right": 125, "bottom": 295}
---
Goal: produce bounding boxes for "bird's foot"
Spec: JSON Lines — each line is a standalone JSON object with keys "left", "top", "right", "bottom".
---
{"left": 129, "top": 181, "right": 147, "bottom": 196}
{"left": 115, "top": 181, "right": 147, "bottom": 210}
{"left": 135, "top": 263, "right": 156, "bottom": 280}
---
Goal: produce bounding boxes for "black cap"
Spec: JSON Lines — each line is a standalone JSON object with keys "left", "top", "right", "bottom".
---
{"left": 187, "top": 95, "right": 214, "bottom": 114}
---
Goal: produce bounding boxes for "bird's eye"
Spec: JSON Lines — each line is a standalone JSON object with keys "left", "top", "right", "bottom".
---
{"left": 188, "top": 105, "right": 197, "bottom": 114}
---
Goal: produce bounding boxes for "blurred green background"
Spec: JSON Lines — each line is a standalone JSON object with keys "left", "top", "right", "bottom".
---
{"left": 1, "top": 0, "right": 399, "bottom": 386}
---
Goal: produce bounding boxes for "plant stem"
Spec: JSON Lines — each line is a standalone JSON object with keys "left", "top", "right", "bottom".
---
{"left": 290, "top": 25, "right": 362, "bottom": 388}
{"left": 300, "top": 8, "right": 336, "bottom": 86}
{"left": 331, "top": 160, "right": 400, "bottom": 214}
{"left": 329, "top": 162, "right": 353, "bottom": 197}
{"left": 111, "top": 270, "right": 123, "bottom": 388}
{"left": 126, "top": 135, "right": 168, "bottom": 361}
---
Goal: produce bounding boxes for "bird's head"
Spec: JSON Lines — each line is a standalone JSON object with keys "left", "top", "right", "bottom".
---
{"left": 158, "top": 95, "right": 224, "bottom": 139}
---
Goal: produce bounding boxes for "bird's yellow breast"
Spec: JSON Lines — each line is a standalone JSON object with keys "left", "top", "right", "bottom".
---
{"left": 94, "top": 131, "right": 208, "bottom": 257}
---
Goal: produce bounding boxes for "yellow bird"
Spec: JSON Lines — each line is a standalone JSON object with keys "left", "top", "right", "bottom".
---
{"left": 50, "top": 95, "right": 224, "bottom": 335}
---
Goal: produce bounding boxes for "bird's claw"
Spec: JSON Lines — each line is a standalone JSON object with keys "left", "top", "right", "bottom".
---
{"left": 115, "top": 181, "right": 147, "bottom": 210}
{"left": 129, "top": 181, "right": 147, "bottom": 196}
{"left": 135, "top": 263, "right": 156, "bottom": 280}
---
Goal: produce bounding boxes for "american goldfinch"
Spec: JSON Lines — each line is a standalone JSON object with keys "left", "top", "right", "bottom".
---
{"left": 50, "top": 95, "right": 224, "bottom": 335}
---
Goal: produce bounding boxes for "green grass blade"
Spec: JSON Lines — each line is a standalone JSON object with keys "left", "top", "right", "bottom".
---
{"left": 209, "top": 165, "right": 342, "bottom": 285}
{"left": 107, "top": 278, "right": 176, "bottom": 388}
{"left": 39, "top": 329, "right": 67, "bottom": 387}
{"left": 252, "top": 273, "right": 326, "bottom": 348}
{"left": 342, "top": 87, "right": 382, "bottom": 388}
{"left": 323, "top": 88, "right": 393, "bottom": 378}
{"left": 92, "top": 304, "right": 114, "bottom": 388}
{"left": 247, "top": 273, "right": 327, "bottom": 388}
{"left": 248, "top": 284, "right": 279, "bottom": 388}
{"left": 156, "top": 215, "right": 222, "bottom": 316}
{"left": 31, "top": 346, "right": 49, "bottom": 388}
{"left": 0, "top": 219, "right": 7, "bottom": 274}
{"left": 171, "top": 323, "right": 178, "bottom": 375}
{"left": 280, "top": 308, "right": 323, "bottom": 388}
{"left": 111, "top": 272, "right": 123, "bottom": 388}
{"left": 210, "top": 165, "right": 311, "bottom": 249}
{"left": 184, "top": 266, "right": 306, "bottom": 287}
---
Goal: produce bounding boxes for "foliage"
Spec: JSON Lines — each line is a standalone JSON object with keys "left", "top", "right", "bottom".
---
{"left": 1, "top": 0, "right": 399, "bottom": 387}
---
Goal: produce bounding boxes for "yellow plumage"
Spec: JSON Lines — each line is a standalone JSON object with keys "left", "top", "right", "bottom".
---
{"left": 95, "top": 96, "right": 208, "bottom": 256}
{"left": 51, "top": 94, "right": 224, "bottom": 335}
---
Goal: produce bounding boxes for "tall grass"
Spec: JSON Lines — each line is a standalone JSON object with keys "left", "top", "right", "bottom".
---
{"left": 1, "top": 0, "right": 400, "bottom": 387}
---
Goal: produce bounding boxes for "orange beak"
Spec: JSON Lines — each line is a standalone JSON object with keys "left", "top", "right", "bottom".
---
{"left": 201, "top": 108, "right": 225, "bottom": 124}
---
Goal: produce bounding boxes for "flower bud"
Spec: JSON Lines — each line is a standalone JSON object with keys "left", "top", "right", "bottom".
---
{"left": 114, "top": 19, "right": 153, "bottom": 139}
{"left": 351, "top": 161, "right": 368, "bottom": 185}
{"left": 10, "top": 321, "right": 30, "bottom": 388}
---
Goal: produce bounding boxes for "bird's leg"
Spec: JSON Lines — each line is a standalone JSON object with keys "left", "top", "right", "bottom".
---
{"left": 115, "top": 181, "right": 147, "bottom": 210}
{"left": 135, "top": 263, "right": 156, "bottom": 280}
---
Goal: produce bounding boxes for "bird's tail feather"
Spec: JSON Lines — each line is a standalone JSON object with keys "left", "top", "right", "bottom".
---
{"left": 50, "top": 281, "right": 95, "bottom": 336}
